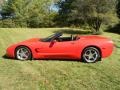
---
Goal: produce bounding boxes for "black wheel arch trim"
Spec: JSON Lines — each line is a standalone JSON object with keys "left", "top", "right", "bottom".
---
{"left": 81, "top": 45, "right": 102, "bottom": 58}
{"left": 14, "top": 45, "right": 33, "bottom": 60}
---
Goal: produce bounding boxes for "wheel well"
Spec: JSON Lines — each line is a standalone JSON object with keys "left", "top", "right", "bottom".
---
{"left": 81, "top": 45, "right": 102, "bottom": 58}
{"left": 15, "top": 45, "right": 33, "bottom": 59}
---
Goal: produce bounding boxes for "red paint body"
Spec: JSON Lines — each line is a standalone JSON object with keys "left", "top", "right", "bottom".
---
{"left": 6, "top": 35, "right": 114, "bottom": 60}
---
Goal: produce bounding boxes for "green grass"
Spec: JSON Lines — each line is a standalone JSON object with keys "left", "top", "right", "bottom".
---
{"left": 0, "top": 28, "right": 120, "bottom": 90}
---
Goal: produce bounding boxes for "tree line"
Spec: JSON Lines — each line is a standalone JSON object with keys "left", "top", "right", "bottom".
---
{"left": 0, "top": 0, "right": 120, "bottom": 34}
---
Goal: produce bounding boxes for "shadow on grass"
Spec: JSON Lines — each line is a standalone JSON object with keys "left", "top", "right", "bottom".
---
{"left": 53, "top": 29, "right": 91, "bottom": 35}
{"left": 2, "top": 55, "right": 102, "bottom": 63}
{"left": 2, "top": 55, "right": 15, "bottom": 60}
{"left": 2, "top": 54, "right": 83, "bottom": 62}
{"left": 106, "top": 23, "right": 120, "bottom": 34}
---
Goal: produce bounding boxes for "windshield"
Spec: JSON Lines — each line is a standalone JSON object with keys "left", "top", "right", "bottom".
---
{"left": 41, "top": 33, "right": 62, "bottom": 42}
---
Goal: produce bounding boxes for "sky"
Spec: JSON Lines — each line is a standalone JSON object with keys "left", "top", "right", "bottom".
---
{"left": 50, "top": 4, "right": 59, "bottom": 12}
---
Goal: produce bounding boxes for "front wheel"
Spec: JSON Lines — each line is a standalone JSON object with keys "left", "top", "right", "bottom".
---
{"left": 82, "top": 47, "right": 101, "bottom": 63}
{"left": 15, "top": 46, "right": 32, "bottom": 60}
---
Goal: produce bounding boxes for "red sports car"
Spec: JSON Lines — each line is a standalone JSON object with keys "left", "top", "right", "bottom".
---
{"left": 6, "top": 33, "right": 114, "bottom": 63}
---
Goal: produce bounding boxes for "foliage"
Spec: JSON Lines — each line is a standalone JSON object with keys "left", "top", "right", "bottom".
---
{"left": 0, "top": 0, "right": 119, "bottom": 31}
{"left": 1, "top": 0, "right": 56, "bottom": 27}
{"left": 57, "top": 0, "right": 117, "bottom": 34}
{"left": 55, "top": 0, "right": 75, "bottom": 26}
{"left": 107, "top": 23, "right": 120, "bottom": 34}
{"left": 108, "top": 0, "right": 120, "bottom": 34}
{"left": 0, "top": 19, "right": 16, "bottom": 28}
{"left": 116, "top": 0, "right": 120, "bottom": 18}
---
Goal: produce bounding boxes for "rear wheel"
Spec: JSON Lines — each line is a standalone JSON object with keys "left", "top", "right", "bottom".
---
{"left": 82, "top": 47, "right": 101, "bottom": 63}
{"left": 15, "top": 46, "right": 32, "bottom": 60}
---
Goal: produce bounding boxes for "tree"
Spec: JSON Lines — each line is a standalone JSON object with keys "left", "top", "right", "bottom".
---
{"left": 57, "top": 0, "right": 117, "bottom": 33}
{"left": 0, "top": 0, "right": 4, "bottom": 6}
{"left": 1, "top": 0, "right": 57, "bottom": 27}
{"left": 55, "top": 0, "right": 74, "bottom": 26}
{"left": 116, "top": 0, "right": 120, "bottom": 18}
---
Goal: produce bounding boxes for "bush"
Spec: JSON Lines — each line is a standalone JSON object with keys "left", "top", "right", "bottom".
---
{"left": 0, "top": 19, "right": 16, "bottom": 28}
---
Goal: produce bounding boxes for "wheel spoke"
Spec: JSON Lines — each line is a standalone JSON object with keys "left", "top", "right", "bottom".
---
{"left": 84, "top": 53, "right": 89, "bottom": 56}
{"left": 90, "top": 49, "right": 95, "bottom": 55}
{"left": 16, "top": 47, "right": 30, "bottom": 60}
{"left": 20, "top": 48, "right": 24, "bottom": 53}
{"left": 83, "top": 47, "right": 99, "bottom": 63}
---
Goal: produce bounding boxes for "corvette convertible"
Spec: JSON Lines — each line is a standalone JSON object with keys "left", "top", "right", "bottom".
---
{"left": 6, "top": 32, "right": 114, "bottom": 63}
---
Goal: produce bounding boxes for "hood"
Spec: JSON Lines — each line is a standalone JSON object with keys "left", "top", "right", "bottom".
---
{"left": 18, "top": 38, "right": 41, "bottom": 44}
{"left": 7, "top": 38, "right": 41, "bottom": 50}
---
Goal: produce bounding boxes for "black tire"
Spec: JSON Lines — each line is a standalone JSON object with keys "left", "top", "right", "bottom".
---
{"left": 15, "top": 46, "right": 32, "bottom": 60}
{"left": 82, "top": 47, "right": 101, "bottom": 63}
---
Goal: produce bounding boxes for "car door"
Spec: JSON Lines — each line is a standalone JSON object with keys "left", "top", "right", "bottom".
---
{"left": 39, "top": 40, "right": 78, "bottom": 59}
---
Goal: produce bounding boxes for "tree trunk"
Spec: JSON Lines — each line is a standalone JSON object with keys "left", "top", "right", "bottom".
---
{"left": 88, "top": 17, "right": 102, "bottom": 34}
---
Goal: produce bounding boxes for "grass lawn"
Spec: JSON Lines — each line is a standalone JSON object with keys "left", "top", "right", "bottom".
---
{"left": 0, "top": 28, "right": 120, "bottom": 90}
